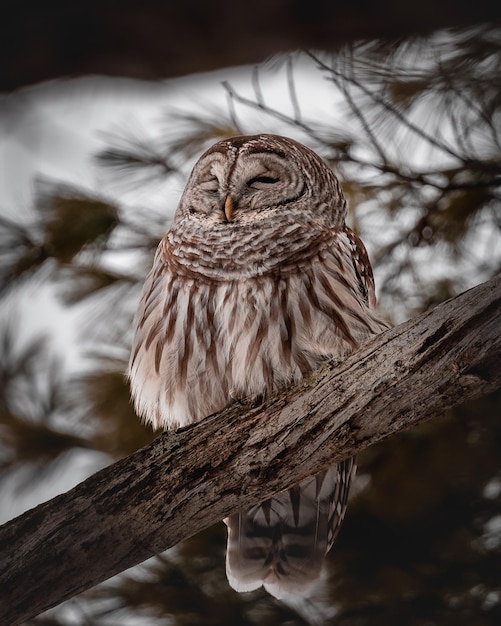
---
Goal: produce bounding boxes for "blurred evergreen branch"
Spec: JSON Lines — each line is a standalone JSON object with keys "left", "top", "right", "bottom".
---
{"left": 96, "top": 129, "right": 178, "bottom": 188}
{"left": 0, "top": 325, "right": 92, "bottom": 486}
{"left": 0, "top": 182, "right": 120, "bottom": 294}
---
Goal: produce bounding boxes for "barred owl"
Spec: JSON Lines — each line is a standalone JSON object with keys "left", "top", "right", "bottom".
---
{"left": 128, "top": 134, "right": 387, "bottom": 599}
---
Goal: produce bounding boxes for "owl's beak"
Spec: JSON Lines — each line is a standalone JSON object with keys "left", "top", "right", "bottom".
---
{"left": 224, "top": 195, "right": 234, "bottom": 222}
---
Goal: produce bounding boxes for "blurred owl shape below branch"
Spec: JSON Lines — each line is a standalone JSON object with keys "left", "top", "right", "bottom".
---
{"left": 128, "top": 134, "right": 387, "bottom": 599}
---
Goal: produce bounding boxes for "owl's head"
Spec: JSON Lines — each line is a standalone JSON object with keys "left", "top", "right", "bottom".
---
{"left": 174, "top": 134, "right": 347, "bottom": 231}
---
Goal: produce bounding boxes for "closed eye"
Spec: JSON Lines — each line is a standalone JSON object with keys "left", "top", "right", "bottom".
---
{"left": 199, "top": 178, "right": 219, "bottom": 192}
{"left": 247, "top": 175, "right": 279, "bottom": 187}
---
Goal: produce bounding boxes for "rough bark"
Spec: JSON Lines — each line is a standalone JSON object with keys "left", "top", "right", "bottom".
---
{"left": 2, "top": 1, "right": 501, "bottom": 91}
{"left": 0, "top": 275, "right": 500, "bottom": 624}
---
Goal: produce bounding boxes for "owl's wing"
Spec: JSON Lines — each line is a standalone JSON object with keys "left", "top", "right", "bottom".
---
{"left": 344, "top": 226, "right": 377, "bottom": 308}
{"left": 225, "top": 458, "right": 355, "bottom": 599}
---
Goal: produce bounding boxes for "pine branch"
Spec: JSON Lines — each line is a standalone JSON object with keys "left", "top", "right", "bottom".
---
{"left": 0, "top": 275, "right": 500, "bottom": 625}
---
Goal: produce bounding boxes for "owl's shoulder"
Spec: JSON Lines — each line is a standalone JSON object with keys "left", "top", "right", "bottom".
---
{"left": 152, "top": 234, "right": 205, "bottom": 282}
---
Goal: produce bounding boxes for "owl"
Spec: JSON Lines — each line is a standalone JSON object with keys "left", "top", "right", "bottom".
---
{"left": 128, "top": 134, "right": 387, "bottom": 599}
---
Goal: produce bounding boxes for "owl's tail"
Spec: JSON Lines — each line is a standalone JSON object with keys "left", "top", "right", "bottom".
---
{"left": 225, "top": 458, "right": 356, "bottom": 599}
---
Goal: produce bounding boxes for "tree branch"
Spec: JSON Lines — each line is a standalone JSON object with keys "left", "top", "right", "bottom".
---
{"left": 0, "top": 275, "right": 500, "bottom": 625}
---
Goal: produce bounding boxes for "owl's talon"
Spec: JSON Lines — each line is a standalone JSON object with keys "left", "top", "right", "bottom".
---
{"left": 230, "top": 389, "right": 265, "bottom": 408}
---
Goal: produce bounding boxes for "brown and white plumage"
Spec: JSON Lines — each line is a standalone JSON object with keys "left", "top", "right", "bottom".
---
{"left": 128, "top": 134, "right": 387, "bottom": 598}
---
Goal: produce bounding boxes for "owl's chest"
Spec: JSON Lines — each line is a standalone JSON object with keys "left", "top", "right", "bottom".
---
{"left": 130, "top": 265, "right": 359, "bottom": 428}
{"left": 185, "top": 276, "right": 325, "bottom": 396}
